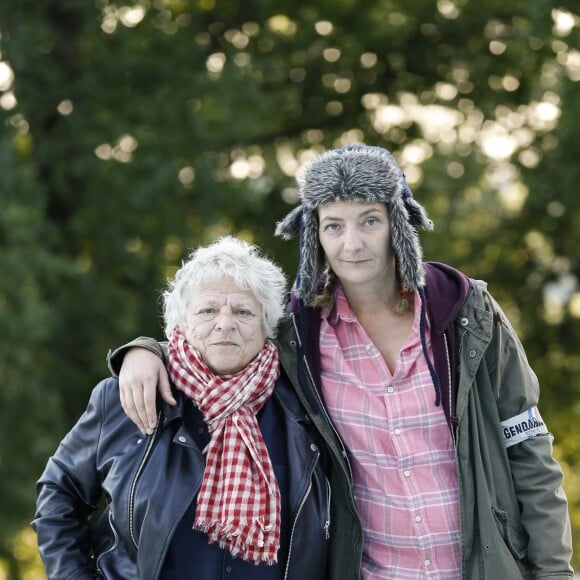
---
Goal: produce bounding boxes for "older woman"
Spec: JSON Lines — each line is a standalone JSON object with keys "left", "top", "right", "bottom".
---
{"left": 33, "top": 236, "right": 338, "bottom": 580}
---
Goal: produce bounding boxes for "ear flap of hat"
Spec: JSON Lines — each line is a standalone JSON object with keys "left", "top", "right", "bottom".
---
{"left": 275, "top": 206, "right": 303, "bottom": 240}
{"left": 389, "top": 194, "right": 427, "bottom": 291}
{"left": 275, "top": 206, "right": 325, "bottom": 302}
{"left": 405, "top": 195, "right": 434, "bottom": 232}
{"left": 296, "top": 209, "right": 325, "bottom": 302}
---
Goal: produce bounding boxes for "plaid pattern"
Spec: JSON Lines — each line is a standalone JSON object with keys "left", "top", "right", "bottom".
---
{"left": 320, "top": 288, "right": 461, "bottom": 579}
{"left": 167, "top": 329, "right": 281, "bottom": 564}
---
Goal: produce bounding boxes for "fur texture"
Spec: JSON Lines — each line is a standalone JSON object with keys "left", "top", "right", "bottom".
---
{"left": 275, "top": 144, "right": 433, "bottom": 302}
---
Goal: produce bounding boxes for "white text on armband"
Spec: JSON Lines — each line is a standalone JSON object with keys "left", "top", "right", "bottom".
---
{"left": 500, "top": 406, "right": 548, "bottom": 448}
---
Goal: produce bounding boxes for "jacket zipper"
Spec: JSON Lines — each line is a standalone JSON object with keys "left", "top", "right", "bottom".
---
{"left": 128, "top": 415, "right": 161, "bottom": 549}
{"left": 324, "top": 476, "right": 332, "bottom": 539}
{"left": 284, "top": 480, "right": 313, "bottom": 580}
{"left": 283, "top": 450, "right": 333, "bottom": 578}
{"left": 443, "top": 332, "right": 457, "bottom": 448}
{"left": 95, "top": 508, "right": 120, "bottom": 576}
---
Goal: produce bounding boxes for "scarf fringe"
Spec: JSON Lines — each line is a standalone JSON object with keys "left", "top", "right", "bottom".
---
{"left": 194, "top": 519, "right": 279, "bottom": 565}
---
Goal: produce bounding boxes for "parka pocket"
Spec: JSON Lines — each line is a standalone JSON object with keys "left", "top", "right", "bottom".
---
{"left": 491, "top": 505, "right": 528, "bottom": 560}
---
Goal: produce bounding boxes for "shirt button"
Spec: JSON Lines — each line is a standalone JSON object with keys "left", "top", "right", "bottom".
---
{"left": 469, "top": 349, "right": 477, "bottom": 358}
{"left": 424, "top": 559, "right": 431, "bottom": 566}
{"left": 178, "top": 435, "right": 187, "bottom": 443}
{"left": 415, "top": 515, "right": 422, "bottom": 522}
{"left": 225, "top": 565, "right": 232, "bottom": 573}
{"left": 387, "top": 386, "right": 395, "bottom": 394}
{"left": 393, "top": 428, "right": 401, "bottom": 436}
{"left": 403, "top": 469, "right": 411, "bottom": 478}
{"left": 461, "top": 317, "right": 469, "bottom": 326}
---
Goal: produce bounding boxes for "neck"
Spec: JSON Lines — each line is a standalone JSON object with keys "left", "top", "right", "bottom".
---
{"left": 341, "top": 274, "right": 405, "bottom": 318}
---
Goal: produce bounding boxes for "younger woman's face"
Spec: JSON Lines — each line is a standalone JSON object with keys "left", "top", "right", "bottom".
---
{"left": 318, "top": 201, "right": 393, "bottom": 289}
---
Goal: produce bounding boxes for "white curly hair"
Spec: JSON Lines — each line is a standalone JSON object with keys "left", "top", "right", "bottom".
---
{"left": 163, "top": 236, "right": 287, "bottom": 339}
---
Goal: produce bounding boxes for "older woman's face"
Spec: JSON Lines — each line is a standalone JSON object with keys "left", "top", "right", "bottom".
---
{"left": 184, "top": 277, "right": 266, "bottom": 375}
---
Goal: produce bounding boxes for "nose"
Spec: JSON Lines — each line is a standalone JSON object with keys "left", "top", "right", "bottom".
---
{"left": 342, "top": 226, "right": 363, "bottom": 253}
{"left": 214, "top": 308, "right": 236, "bottom": 330}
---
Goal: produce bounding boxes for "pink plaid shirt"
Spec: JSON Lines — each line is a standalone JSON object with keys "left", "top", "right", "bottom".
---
{"left": 320, "top": 288, "right": 461, "bottom": 579}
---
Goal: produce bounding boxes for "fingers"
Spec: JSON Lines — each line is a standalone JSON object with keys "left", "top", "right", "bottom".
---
{"left": 142, "top": 375, "right": 161, "bottom": 433}
{"left": 119, "top": 374, "right": 149, "bottom": 435}
{"left": 158, "top": 368, "right": 176, "bottom": 407}
{"left": 118, "top": 348, "right": 166, "bottom": 435}
{"left": 137, "top": 367, "right": 175, "bottom": 433}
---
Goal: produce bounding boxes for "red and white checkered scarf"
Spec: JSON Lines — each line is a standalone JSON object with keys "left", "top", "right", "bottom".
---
{"left": 167, "top": 328, "right": 281, "bottom": 564}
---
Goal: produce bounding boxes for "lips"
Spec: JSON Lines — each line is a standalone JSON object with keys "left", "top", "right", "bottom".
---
{"left": 338, "top": 259, "right": 370, "bottom": 264}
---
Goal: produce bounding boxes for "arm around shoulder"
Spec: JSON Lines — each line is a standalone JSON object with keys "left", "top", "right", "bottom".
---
{"left": 106, "top": 336, "right": 166, "bottom": 377}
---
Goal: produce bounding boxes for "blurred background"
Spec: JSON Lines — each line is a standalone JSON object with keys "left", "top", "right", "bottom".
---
{"left": 1, "top": 0, "right": 579, "bottom": 577}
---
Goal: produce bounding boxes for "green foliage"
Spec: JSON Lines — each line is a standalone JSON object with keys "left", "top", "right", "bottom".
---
{"left": 1, "top": 0, "right": 579, "bottom": 575}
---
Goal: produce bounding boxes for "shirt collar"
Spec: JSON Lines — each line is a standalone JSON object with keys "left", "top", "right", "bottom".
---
{"left": 321, "top": 286, "right": 355, "bottom": 325}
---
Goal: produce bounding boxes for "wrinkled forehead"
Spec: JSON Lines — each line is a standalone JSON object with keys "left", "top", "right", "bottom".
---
{"left": 188, "top": 277, "right": 258, "bottom": 304}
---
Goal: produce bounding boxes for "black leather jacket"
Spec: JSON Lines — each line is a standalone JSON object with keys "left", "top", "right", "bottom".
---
{"left": 33, "top": 375, "right": 331, "bottom": 579}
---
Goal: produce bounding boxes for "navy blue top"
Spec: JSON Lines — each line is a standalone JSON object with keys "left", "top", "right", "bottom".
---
{"left": 160, "top": 398, "right": 290, "bottom": 579}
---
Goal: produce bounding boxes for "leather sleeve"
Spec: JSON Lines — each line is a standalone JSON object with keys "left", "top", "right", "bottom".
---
{"left": 32, "top": 379, "right": 114, "bottom": 578}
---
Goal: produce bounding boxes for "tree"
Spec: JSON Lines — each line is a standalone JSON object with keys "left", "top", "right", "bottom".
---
{"left": 1, "top": 0, "right": 578, "bottom": 575}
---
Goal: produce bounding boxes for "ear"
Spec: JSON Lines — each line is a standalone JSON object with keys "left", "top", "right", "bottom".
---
{"left": 275, "top": 206, "right": 303, "bottom": 239}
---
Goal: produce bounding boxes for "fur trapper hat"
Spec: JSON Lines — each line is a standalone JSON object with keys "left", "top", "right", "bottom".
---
{"left": 275, "top": 144, "right": 434, "bottom": 303}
